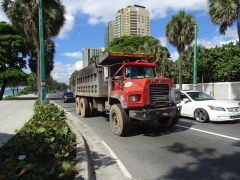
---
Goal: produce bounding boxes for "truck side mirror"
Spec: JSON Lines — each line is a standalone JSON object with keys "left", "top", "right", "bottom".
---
{"left": 103, "top": 67, "right": 109, "bottom": 81}
{"left": 114, "top": 76, "right": 124, "bottom": 80}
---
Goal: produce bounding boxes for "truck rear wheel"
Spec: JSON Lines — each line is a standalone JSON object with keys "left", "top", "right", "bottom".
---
{"left": 76, "top": 97, "right": 81, "bottom": 115}
{"left": 88, "top": 100, "right": 93, "bottom": 117}
{"left": 109, "top": 104, "right": 131, "bottom": 136}
{"left": 80, "top": 97, "right": 89, "bottom": 117}
{"left": 158, "top": 115, "right": 179, "bottom": 127}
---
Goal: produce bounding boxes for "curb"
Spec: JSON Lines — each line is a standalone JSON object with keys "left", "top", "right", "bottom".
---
{"left": 65, "top": 113, "right": 90, "bottom": 180}
{"left": 49, "top": 100, "right": 90, "bottom": 180}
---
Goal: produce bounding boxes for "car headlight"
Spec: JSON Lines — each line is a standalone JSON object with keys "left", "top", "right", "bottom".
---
{"left": 208, "top": 105, "right": 226, "bottom": 111}
{"left": 129, "top": 95, "right": 139, "bottom": 102}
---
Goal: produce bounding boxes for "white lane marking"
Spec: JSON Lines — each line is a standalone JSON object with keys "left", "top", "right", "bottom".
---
{"left": 102, "top": 140, "right": 132, "bottom": 178}
{"left": 176, "top": 124, "right": 240, "bottom": 141}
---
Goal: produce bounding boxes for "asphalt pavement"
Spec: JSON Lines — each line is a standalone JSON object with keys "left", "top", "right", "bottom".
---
{"left": 0, "top": 94, "right": 239, "bottom": 179}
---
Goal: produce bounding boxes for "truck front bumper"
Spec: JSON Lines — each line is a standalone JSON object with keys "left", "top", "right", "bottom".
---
{"left": 129, "top": 106, "right": 180, "bottom": 121}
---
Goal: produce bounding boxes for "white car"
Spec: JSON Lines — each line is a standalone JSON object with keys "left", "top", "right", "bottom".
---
{"left": 178, "top": 90, "right": 240, "bottom": 122}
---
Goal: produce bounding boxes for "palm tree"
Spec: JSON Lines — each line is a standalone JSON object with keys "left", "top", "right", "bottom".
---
{"left": 208, "top": 0, "right": 240, "bottom": 44}
{"left": 2, "top": 0, "right": 65, "bottom": 97}
{"left": 28, "top": 39, "right": 55, "bottom": 76}
{"left": 138, "top": 38, "right": 170, "bottom": 77}
{"left": 165, "top": 10, "right": 197, "bottom": 90}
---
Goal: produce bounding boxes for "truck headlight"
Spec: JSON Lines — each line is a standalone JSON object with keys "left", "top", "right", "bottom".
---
{"left": 175, "top": 92, "right": 180, "bottom": 100}
{"left": 129, "top": 95, "right": 138, "bottom": 102}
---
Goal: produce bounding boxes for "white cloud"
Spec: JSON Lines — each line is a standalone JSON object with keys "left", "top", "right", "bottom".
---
{"left": 171, "top": 51, "right": 179, "bottom": 61}
{"left": 51, "top": 61, "right": 83, "bottom": 84}
{"left": 61, "top": 52, "right": 82, "bottom": 58}
{"left": 57, "top": 0, "right": 208, "bottom": 38}
{"left": 198, "top": 28, "right": 238, "bottom": 48}
{"left": 158, "top": 37, "right": 167, "bottom": 46}
{"left": 0, "top": 3, "right": 10, "bottom": 23}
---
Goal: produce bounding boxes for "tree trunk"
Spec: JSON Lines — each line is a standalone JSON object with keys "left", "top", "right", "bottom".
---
{"left": 178, "top": 52, "right": 183, "bottom": 90}
{"left": 0, "top": 79, "right": 9, "bottom": 100}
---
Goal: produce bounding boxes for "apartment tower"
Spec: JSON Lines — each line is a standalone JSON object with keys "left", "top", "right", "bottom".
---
{"left": 104, "top": 5, "right": 150, "bottom": 48}
{"left": 104, "top": 21, "right": 115, "bottom": 48}
{"left": 82, "top": 48, "right": 102, "bottom": 67}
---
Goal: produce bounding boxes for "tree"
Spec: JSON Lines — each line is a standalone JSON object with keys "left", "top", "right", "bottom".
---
{"left": 2, "top": 0, "right": 65, "bottom": 98}
{"left": 0, "top": 21, "right": 28, "bottom": 100}
{"left": 69, "top": 70, "right": 77, "bottom": 91}
{"left": 181, "top": 45, "right": 207, "bottom": 84}
{"left": 89, "top": 55, "right": 99, "bottom": 65}
{"left": 7, "top": 72, "right": 28, "bottom": 95}
{"left": 28, "top": 39, "right": 55, "bottom": 76}
{"left": 104, "top": 35, "right": 157, "bottom": 52}
{"left": 165, "top": 10, "right": 197, "bottom": 90}
{"left": 208, "top": 0, "right": 240, "bottom": 45}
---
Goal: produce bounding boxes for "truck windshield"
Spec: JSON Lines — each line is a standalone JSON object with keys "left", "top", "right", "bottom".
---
{"left": 125, "top": 66, "right": 155, "bottom": 79}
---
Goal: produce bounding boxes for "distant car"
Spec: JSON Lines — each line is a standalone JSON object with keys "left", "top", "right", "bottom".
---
{"left": 178, "top": 90, "right": 240, "bottom": 123}
{"left": 62, "top": 91, "right": 75, "bottom": 103}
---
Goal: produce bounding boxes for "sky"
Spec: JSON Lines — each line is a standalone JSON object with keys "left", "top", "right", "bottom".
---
{"left": 0, "top": 0, "right": 238, "bottom": 85}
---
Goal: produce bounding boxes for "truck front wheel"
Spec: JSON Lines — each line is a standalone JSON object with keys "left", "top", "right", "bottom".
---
{"left": 109, "top": 104, "right": 131, "bottom": 136}
{"left": 80, "top": 97, "right": 89, "bottom": 117}
{"left": 76, "top": 97, "right": 81, "bottom": 115}
{"left": 157, "top": 115, "right": 179, "bottom": 127}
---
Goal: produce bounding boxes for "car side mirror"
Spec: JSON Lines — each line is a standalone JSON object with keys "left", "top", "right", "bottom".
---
{"left": 183, "top": 98, "right": 190, "bottom": 102}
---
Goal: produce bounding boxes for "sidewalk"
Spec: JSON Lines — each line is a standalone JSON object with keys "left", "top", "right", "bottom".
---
{"left": 0, "top": 94, "right": 37, "bottom": 148}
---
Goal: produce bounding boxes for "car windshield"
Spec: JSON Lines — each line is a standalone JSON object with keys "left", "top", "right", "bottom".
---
{"left": 125, "top": 66, "right": 155, "bottom": 79}
{"left": 65, "top": 92, "right": 74, "bottom": 96}
{"left": 186, "top": 91, "right": 215, "bottom": 101}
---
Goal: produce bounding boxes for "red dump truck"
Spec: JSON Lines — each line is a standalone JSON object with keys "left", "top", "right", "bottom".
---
{"left": 75, "top": 52, "right": 181, "bottom": 136}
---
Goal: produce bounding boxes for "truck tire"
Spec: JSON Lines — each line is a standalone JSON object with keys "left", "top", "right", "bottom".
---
{"left": 80, "top": 97, "right": 89, "bottom": 117}
{"left": 158, "top": 115, "right": 179, "bottom": 127}
{"left": 109, "top": 104, "right": 131, "bottom": 136}
{"left": 76, "top": 97, "right": 81, "bottom": 115}
{"left": 88, "top": 99, "right": 93, "bottom": 117}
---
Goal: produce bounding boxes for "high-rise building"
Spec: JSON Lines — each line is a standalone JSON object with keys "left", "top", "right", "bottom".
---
{"left": 104, "top": 5, "right": 150, "bottom": 48}
{"left": 82, "top": 48, "right": 102, "bottom": 67}
{"left": 104, "top": 20, "right": 115, "bottom": 48}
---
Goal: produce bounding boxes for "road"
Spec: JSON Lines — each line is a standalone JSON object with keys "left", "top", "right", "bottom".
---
{"left": 49, "top": 93, "right": 240, "bottom": 180}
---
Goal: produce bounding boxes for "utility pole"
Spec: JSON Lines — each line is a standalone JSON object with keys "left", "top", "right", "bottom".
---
{"left": 37, "top": 0, "right": 46, "bottom": 105}
{"left": 193, "top": 25, "right": 197, "bottom": 90}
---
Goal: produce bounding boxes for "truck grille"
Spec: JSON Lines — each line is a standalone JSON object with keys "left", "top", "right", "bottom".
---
{"left": 149, "top": 84, "right": 169, "bottom": 106}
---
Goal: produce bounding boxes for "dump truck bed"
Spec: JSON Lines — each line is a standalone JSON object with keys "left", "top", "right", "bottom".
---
{"left": 97, "top": 52, "right": 155, "bottom": 65}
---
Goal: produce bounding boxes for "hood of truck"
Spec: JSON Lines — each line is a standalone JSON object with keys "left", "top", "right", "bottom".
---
{"left": 114, "top": 78, "right": 173, "bottom": 109}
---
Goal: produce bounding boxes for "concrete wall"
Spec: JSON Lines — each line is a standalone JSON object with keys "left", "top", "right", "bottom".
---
{"left": 176, "top": 82, "right": 240, "bottom": 100}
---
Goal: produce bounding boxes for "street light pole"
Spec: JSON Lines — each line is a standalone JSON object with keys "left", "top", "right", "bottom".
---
{"left": 37, "top": 0, "right": 46, "bottom": 105}
{"left": 193, "top": 25, "right": 197, "bottom": 90}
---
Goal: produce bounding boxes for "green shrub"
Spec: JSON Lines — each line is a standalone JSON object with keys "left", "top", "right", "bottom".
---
{"left": 16, "top": 90, "right": 28, "bottom": 96}
{"left": 0, "top": 100, "right": 77, "bottom": 179}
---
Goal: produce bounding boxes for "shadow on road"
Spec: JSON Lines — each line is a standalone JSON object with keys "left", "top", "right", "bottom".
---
{"left": 160, "top": 141, "right": 240, "bottom": 180}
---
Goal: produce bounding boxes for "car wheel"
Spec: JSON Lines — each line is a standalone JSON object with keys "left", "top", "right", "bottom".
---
{"left": 194, "top": 108, "right": 209, "bottom": 123}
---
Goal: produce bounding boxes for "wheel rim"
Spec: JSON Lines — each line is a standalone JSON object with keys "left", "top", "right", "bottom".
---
{"left": 111, "top": 111, "right": 119, "bottom": 129}
{"left": 195, "top": 109, "right": 207, "bottom": 121}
